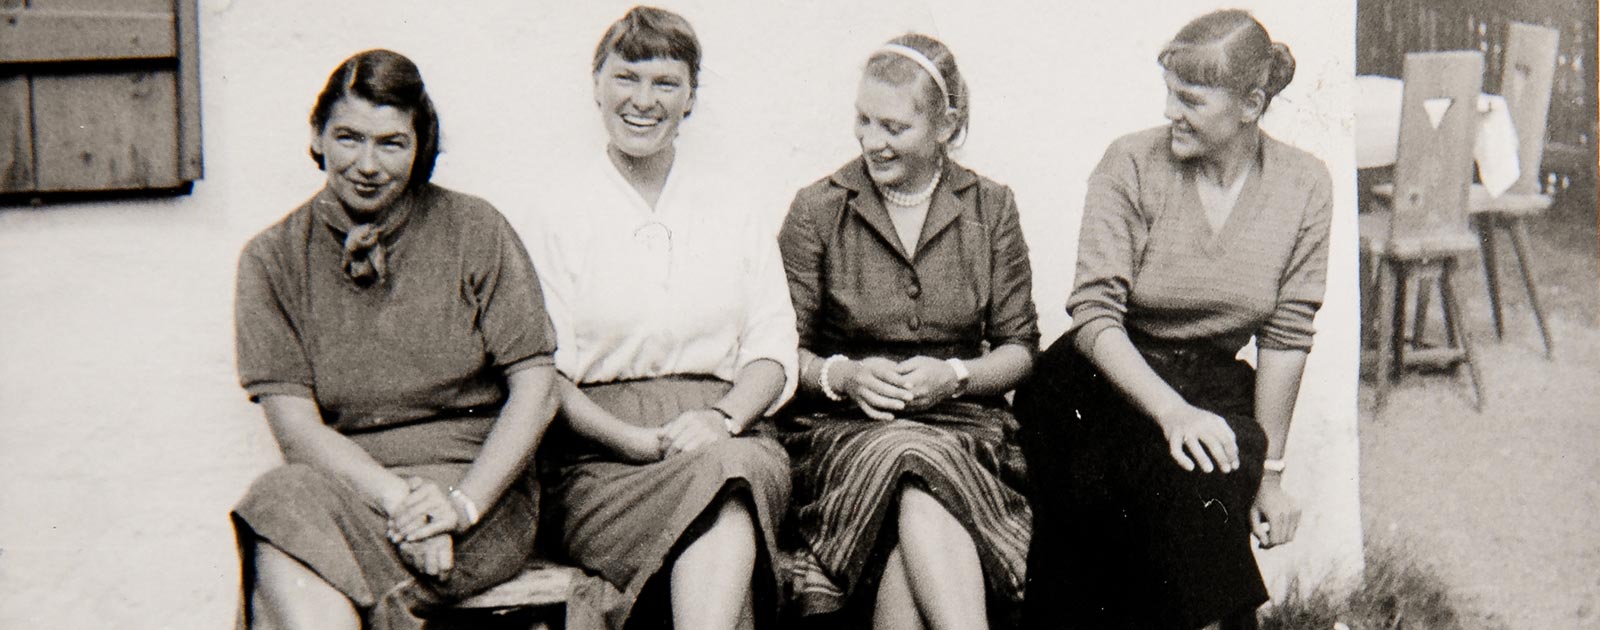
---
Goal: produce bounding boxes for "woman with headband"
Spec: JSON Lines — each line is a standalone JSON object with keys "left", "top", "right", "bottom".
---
{"left": 776, "top": 33, "right": 1037, "bottom": 628}
{"left": 1015, "top": 10, "right": 1329, "bottom": 629}
{"left": 519, "top": 7, "right": 797, "bottom": 629}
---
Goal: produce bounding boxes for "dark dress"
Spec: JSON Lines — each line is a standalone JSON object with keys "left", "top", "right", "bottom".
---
{"left": 231, "top": 185, "right": 556, "bottom": 630}
{"left": 776, "top": 158, "right": 1039, "bottom": 624}
{"left": 1016, "top": 129, "right": 1332, "bottom": 629}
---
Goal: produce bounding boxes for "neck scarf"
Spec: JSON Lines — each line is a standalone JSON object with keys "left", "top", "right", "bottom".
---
{"left": 311, "top": 187, "right": 418, "bottom": 287}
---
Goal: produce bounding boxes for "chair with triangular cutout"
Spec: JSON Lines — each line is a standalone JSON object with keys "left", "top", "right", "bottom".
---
{"left": 1359, "top": 50, "right": 1486, "bottom": 411}
{"left": 1470, "top": 21, "right": 1560, "bottom": 357}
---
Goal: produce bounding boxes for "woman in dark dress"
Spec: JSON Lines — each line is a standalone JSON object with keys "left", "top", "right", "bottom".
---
{"left": 777, "top": 33, "right": 1037, "bottom": 629}
{"left": 1016, "top": 10, "right": 1331, "bottom": 630}
{"left": 231, "top": 49, "right": 559, "bottom": 630}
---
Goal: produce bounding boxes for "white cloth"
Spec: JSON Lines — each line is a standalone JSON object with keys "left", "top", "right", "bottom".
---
{"left": 518, "top": 150, "right": 799, "bottom": 414}
{"left": 1353, "top": 75, "right": 1522, "bottom": 197}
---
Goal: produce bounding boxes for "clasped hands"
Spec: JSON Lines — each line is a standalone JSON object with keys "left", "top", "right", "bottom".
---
{"left": 832, "top": 356, "right": 961, "bottom": 421}
{"left": 1154, "top": 403, "right": 1301, "bottom": 548}
{"left": 385, "top": 476, "right": 472, "bottom": 581}
{"left": 611, "top": 408, "right": 734, "bottom": 464}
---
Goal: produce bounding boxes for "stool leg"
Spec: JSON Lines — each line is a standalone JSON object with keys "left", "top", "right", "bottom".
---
{"left": 1507, "top": 217, "right": 1554, "bottom": 358}
{"left": 1440, "top": 258, "right": 1485, "bottom": 411}
{"left": 1475, "top": 214, "right": 1506, "bottom": 339}
{"left": 1412, "top": 269, "right": 1434, "bottom": 347}
{"left": 1362, "top": 250, "right": 1383, "bottom": 349}
{"left": 1390, "top": 260, "right": 1411, "bottom": 383}
{"left": 1373, "top": 258, "right": 1397, "bottom": 411}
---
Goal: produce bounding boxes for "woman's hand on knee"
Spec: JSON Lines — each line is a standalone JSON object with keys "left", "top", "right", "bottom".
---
{"left": 1154, "top": 403, "right": 1240, "bottom": 474}
{"left": 398, "top": 533, "right": 455, "bottom": 581}
{"left": 1250, "top": 480, "right": 1300, "bottom": 548}
{"left": 837, "top": 357, "right": 913, "bottom": 420}
{"left": 388, "top": 477, "right": 462, "bottom": 542}
{"left": 660, "top": 409, "right": 730, "bottom": 457}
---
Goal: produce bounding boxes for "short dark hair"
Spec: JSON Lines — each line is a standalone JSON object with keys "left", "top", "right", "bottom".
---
{"left": 864, "top": 33, "right": 971, "bottom": 147}
{"left": 308, "top": 49, "right": 440, "bottom": 189}
{"left": 591, "top": 6, "right": 702, "bottom": 89}
{"left": 1159, "top": 10, "right": 1296, "bottom": 107}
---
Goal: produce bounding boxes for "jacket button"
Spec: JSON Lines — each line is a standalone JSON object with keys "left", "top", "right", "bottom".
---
{"left": 909, "top": 315, "right": 921, "bottom": 330}
{"left": 908, "top": 282, "right": 921, "bottom": 298}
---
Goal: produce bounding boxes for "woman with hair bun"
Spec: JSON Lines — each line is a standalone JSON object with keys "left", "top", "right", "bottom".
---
{"left": 1015, "top": 10, "right": 1330, "bottom": 630}
{"left": 777, "top": 32, "right": 1037, "bottom": 629}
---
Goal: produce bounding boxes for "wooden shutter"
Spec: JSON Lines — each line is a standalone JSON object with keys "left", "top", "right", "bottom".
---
{"left": 0, "top": 0, "right": 200, "bottom": 195}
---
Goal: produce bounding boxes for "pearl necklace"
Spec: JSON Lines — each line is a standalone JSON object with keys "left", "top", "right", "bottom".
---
{"left": 880, "top": 169, "right": 942, "bottom": 207}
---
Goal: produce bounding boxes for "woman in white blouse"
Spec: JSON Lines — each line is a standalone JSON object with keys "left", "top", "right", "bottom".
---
{"left": 520, "top": 7, "right": 798, "bottom": 630}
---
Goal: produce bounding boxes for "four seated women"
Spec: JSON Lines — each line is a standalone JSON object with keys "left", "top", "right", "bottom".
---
{"left": 233, "top": 8, "right": 1327, "bottom": 630}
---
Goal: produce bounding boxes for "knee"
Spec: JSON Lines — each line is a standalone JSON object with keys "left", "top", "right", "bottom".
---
{"left": 244, "top": 464, "right": 340, "bottom": 504}
{"left": 704, "top": 436, "right": 790, "bottom": 479}
{"left": 897, "top": 483, "right": 955, "bottom": 526}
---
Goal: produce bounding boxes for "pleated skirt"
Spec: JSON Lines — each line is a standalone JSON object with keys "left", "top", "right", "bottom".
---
{"left": 232, "top": 416, "right": 539, "bottom": 630}
{"left": 538, "top": 377, "right": 792, "bottom": 630}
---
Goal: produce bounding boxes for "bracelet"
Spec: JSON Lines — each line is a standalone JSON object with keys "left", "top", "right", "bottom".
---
{"left": 447, "top": 486, "right": 481, "bottom": 528}
{"left": 818, "top": 354, "right": 848, "bottom": 402}
{"left": 1263, "top": 458, "right": 1287, "bottom": 474}
{"left": 711, "top": 405, "right": 740, "bottom": 436}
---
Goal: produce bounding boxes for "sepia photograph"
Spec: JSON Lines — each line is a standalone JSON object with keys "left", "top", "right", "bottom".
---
{"left": 0, "top": 1, "right": 1591, "bottom": 629}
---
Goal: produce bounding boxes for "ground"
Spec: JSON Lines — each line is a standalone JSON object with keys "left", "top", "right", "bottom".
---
{"left": 1358, "top": 183, "right": 1600, "bottom": 629}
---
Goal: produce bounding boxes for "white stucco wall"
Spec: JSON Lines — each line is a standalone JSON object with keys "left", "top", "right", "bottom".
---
{"left": 0, "top": 1, "right": 1358, "bottom": 627}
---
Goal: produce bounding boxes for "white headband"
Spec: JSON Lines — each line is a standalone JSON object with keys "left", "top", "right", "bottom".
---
{"left": 875, "top": 43, "right": 955, "bottom": 111}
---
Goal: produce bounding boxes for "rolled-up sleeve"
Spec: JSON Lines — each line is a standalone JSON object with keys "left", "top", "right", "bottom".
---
{"left": 1257, "top": 166, "right": 1333, "bottom": 351}
{"left": 235, "top": 241, "right": 314, "bottom": 402}
{"left": 1065, "top": 142, "right": 1146, "bottom": 353}
{"left": 737, "top": 223, "right": 801, "bottom": 414}
{"left": 985, "top": 185, "right": 1040, "bottom": 351}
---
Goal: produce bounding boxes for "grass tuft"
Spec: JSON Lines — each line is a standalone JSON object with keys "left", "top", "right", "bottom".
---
{"left": 1259, "top": 538, "right": 1504, "bottom": 630}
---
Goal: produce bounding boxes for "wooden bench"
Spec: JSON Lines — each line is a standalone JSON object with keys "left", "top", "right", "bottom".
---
{"left": 431, "top": 561, "right": 581, "bottom": 630}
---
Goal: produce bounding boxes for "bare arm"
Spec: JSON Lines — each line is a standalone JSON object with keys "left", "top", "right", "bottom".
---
{"left": 454, "top": 365, "right": 558, "bottom": 512}
{"left": 1250, "top": 347, "right": 1308, "bottom": 548}
{"left": 554, "top": 375, "right": 664, "bottom": 463}
{"left": 1077, "top": 327, "right": 1241, "bottom": 474}
{"left": 712, "top": 358, "right": 786, "bottom": 432}
{"left": 259, "top": 395, "right": 411, "bottom": 513}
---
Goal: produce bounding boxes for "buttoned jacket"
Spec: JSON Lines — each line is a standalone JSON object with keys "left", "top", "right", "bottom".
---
{"left": 778, "top": 157, "right": 1039, "bottom": 363}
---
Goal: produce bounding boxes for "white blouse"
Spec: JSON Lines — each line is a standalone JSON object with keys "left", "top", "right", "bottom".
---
{"left": 518, "top": 150, "right": 799, "bottom": 414}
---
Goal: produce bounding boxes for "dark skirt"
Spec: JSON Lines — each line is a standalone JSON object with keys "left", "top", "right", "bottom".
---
{"left": 773, "top": 398, "right": 1032, "bottom": 622}
{"left": 1014, "top": 333, "right": 1268, "bottom": 630}
{"left": 232, "top": 416, "right": 539, "bottom": 630}
{"left": 538, "top": 377, "right": 792, "bottom": 630}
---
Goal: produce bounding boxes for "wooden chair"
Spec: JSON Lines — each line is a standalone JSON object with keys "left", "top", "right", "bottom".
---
{"left": 1471, "top": 21, "right": 1560, "bottom": 357}
{"left": 1359, "top": 51, "right": 1486, "bottom": 411}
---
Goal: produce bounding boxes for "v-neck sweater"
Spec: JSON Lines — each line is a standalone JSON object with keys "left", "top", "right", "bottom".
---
{"left": 1066, "top": 127, "right": 1333, "bottom": 355}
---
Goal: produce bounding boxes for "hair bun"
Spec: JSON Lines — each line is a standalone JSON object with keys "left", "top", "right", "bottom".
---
{"left": 1266, "top": 41, "right": 1296, "bottom": 97}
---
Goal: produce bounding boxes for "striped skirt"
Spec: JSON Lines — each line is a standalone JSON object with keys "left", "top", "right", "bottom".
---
{"left": 774, "top": 399, "right": 1031, "bottom": 620}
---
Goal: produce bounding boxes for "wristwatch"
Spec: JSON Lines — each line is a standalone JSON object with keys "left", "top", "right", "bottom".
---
{"left": 945, "top": 358, "right": 970, "bottom": 397}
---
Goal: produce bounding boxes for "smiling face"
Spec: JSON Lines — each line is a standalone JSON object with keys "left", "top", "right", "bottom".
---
{"left": 310, "top": 96, "right": 417, "bottom": 216}
{"left": 1162, "top": 70, "right": 1262, "bottom": 162}
{"left": 854, "top": 75, "right": 950, "bottom": 191}
{"left": 593, "top": 53, "right": 695, "bottom": 160}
